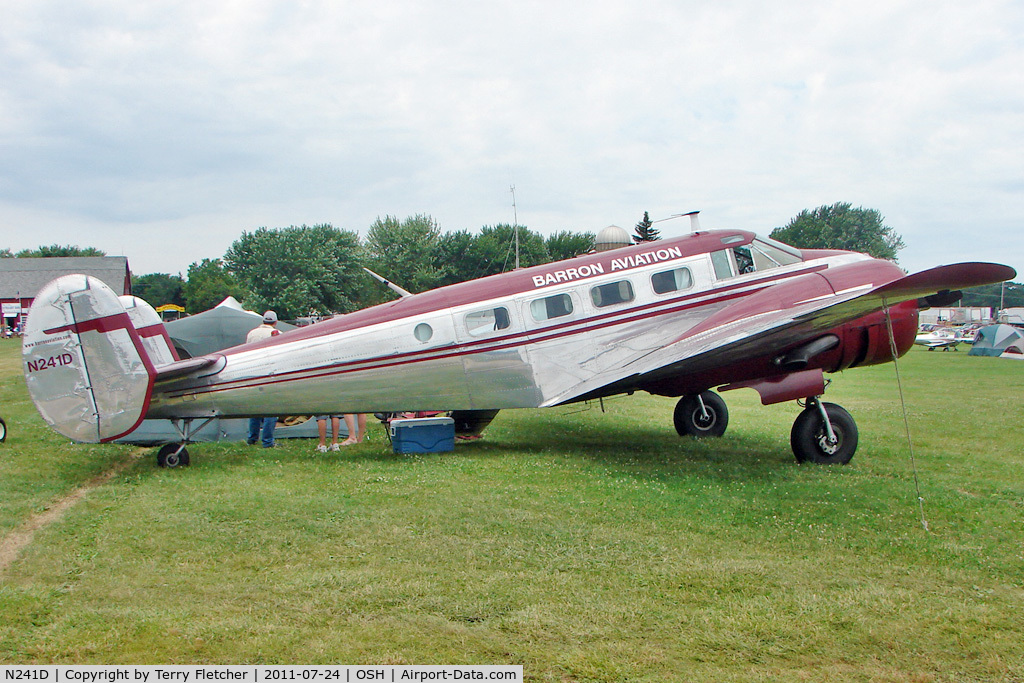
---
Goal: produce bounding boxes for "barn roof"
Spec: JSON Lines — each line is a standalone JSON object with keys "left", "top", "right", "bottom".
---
{"left": 0, "top": 257, "right": 131, "bottom": 299}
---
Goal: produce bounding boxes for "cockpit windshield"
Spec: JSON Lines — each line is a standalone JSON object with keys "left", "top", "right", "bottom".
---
{"left": 750, "top": 238, "right": 803, "bottom": 269}
{"left": 711, "top": 236, "right": 803, "bottom": 280}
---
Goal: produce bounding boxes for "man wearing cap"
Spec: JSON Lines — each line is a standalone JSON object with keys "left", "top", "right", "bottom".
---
{"left": 246, "top": 311, "right": 281, "bottom": 447}
{"left": 247, "top": 310, "right": 280, "bottom": 342}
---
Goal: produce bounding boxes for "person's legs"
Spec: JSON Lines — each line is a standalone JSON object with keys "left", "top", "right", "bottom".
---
{"left": 261, "top": 417, "right": 276, "bottom": 448}
{"left": 342, "top": 414, "right": 367, "bottom": 445}
{"left": 316, "top": 417, "right": 328, "bottom": 452}
{"left": 330, "top": 416, "right": 341, "bottom": 450}
{"left": 248, "top": 417, "right": 260, "bottom": 445}
{"left": 342, "top": 414, "right": 357, "bottom": 445}
{"left": 355, "top": 413, "right": 366, "bottom": 442}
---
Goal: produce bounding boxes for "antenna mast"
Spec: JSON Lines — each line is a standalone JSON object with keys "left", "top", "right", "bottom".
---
{"left": 510, "top": 184, "right": 519, "bottom": 270}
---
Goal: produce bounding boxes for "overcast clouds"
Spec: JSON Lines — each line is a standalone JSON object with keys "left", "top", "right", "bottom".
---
{"left": 2, "top": 0, "right": 1022, "bottom": 278}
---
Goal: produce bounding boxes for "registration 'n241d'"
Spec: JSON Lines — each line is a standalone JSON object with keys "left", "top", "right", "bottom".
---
{"left": 26, "top": 353, "right": 74, "bottom": 373}
{"left": 6, "top": 672, "right": 51, "bottom": 680}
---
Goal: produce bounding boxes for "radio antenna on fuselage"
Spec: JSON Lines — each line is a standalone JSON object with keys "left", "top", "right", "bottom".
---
{"left": 685, "top": 210, "right": 701, "bottom": 232}
{"left": 652, "top": 210, "right": 701, "bottom": 233}
{"left": 362, "top": 267, "right": 412, "bottom": 298}
{"left": 511, "top": 184, "right": 520, "bottom": 270}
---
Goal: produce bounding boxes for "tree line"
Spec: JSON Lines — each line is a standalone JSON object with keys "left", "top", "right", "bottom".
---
{"left": 9, "top": 204, "right": 1016, "bottom": 320}
{"left": 157, "top": 217, "right": 595, "bottom": 319}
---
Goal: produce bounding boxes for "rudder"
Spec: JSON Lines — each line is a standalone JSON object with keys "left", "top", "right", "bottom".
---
{"left": 119, "top": 295, "right": 180, "bottom": 366}
{"left": 22, "top": 275, "right": 156, "bottom": 443}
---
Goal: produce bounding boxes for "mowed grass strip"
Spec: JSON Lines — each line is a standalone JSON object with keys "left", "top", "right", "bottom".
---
{"left": 0, "top": 339, "right": 1022, "bottom": 681}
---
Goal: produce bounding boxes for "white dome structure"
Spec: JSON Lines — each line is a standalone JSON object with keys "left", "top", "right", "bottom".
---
{"left": 594, "top": 225, "right": 631, "bottom": 252}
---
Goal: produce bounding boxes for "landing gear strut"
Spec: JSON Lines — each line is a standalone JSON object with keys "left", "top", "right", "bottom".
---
{"left": 154, "top": 416, "right": 215, "bottom": 468}
{"left": 674, "top": 391, "right": 729, "bottom": 437}
{"left": 791, "top": 398, "right": 858, "bottom": 465}
{"left": 671, "top": 389, "right": 859, "bottom": 465}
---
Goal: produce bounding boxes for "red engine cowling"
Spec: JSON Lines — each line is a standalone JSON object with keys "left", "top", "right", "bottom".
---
{"left": 642, "top": 262, "right": 921, "bottom": 400}
{"left": 831, "top": 299, "right": 919, "bottom": 371}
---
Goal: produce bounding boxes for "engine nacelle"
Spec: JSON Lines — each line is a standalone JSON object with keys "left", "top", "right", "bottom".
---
{"left": 833, "top": 300, "right": 919, "bottom": 370}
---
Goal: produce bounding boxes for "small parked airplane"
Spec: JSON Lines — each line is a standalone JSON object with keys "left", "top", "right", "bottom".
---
{"left": 913, "top": 327, "right": 972, "bottom": 351}
{"left": 21, "top": 223, "right": 1014, "bottom": 467}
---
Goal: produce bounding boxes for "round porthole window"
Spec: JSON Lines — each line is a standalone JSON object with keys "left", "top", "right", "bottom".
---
{"left": 414, "top": 323, "right": 433, "bottom": 341}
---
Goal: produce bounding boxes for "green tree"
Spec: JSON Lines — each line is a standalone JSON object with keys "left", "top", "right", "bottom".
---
{"left": 363, "top": 214, "right": 442, "bottom": 296}
{"left": 0, "top": 248, "right": 13, "bottom": 258}
{"left": 467, "top": 224, "right": 549, "bottom": 278}
{"left": 224, "top": 224, "right": 362, "bottom": 319}
{"left": 16, "top": 244, "right": 107, "bottom": 257}
{"left": 183, "top": 259, "right": 249, "bottom": 314}
{"left": 132, "top": 273, "right": 186, "bottom": 308}
{"left": 546, "top": 230, "right": 595, "bottom": 261}
{"left": 770, "top": 203, "right": 905, "bottom": 261}
{"left": 959, "top": 282, "right": 1024, "bottom": 309}
{"left": 434, "top": 229, "right": 479, "bottom": 287}
{"left": 632, "top": 211, "right": 660, "bottom": 243}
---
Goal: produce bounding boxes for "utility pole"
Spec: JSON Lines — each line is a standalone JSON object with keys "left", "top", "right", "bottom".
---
{"left": 999, "top": 283, "right": 1020, "bottom": 322}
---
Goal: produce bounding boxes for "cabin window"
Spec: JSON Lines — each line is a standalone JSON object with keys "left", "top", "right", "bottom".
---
{"left": 590, "top": 280, "right": 634, "bottom": 308}
{"left": 414, "top": 323, "right": 433, "bottom": 342}
{"left": 651, "top": 267, "right": 694, "bottom": 294}
{"left": 465, "top": 307, "right": 511, "bottom": 336}
{"left": 711, "top": 250, "right": 734, "bottom": 279}
{"left": 530, "top": 293, "right": 573, "bottom": 321}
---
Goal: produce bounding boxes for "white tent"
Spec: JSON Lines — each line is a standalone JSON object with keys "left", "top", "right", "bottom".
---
{"left": 165, "top": 297, "right": 295, "bottom": 358}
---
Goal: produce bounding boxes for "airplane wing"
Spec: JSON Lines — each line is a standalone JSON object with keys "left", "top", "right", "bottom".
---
{"left": 541, "top": 261, "right": 1014, "bottom": 406}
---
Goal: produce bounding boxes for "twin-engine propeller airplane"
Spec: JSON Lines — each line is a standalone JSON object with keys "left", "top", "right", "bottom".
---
{"left": 22, "top": 225, "right": 1014, "bottom": 468}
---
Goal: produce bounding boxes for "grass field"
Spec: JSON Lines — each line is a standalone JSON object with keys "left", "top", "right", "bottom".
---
{"left": 1, "top": 337, "right": 1022, "bottom": 681}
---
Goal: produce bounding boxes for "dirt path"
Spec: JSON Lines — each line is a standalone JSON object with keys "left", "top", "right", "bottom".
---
{"left": 0, "top": 451, "right": 144, "bottom": 575}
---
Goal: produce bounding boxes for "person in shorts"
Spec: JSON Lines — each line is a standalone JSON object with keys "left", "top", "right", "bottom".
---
{"left": 315, "top": 415, "right": 342, "bottom": 452}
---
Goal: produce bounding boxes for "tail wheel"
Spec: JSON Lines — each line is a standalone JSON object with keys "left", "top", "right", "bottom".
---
{"left": 157, "top": 443, "right": 190, "bottom": 468}
{"left": 674, "top": 391, "right": 729, "bottom": 437}
{"left": 791, "top": 402, "right": 858, "bottom": 464}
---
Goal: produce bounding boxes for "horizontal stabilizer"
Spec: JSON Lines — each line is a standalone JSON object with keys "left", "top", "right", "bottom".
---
{"left": 154, "top": 355, "right": 223, "bottom": 381}
{"left": 22, "top": 275, "right": 155, "bottom": 443}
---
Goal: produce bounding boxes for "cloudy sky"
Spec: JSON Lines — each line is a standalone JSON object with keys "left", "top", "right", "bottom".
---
{"left": 2, "top": 0, "right": 1022, "bottom": 278}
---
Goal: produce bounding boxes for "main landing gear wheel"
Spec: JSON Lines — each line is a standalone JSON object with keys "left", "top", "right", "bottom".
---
{"left": 674, "top": 391, "right": 729, "bottom": 438}
{"left": 156, "top": 443, "right": 190, "bottom": 468}
{"left": 0, "top": 416, "right": 6, "bottom": 442}
{"left": 791, "top": 401, "right": 858, "bottom": 465}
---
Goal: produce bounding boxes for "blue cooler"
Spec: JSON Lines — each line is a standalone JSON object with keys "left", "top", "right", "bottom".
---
{"left": 390, "top": 416, "right": 455, "bottom": 454}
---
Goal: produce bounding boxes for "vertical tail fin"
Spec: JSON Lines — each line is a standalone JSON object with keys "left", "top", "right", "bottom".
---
{"left": 119, "top": 295, "right": 180, "bottom": 366}
{"left": 22, "top": 275, "right": 156, "bottom": 443}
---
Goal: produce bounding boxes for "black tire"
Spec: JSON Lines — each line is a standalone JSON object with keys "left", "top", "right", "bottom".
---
{"left": 157, "top": 443, "right": 190, "bottom": 468}
{"left": 0, "top": 416, "right": 6, "bottom": 442}
{"left": 791, "top": 402, "right": 858, "bottom": 465}
{"left": 674, "top": 391, "right": 729, "bottom": 437}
